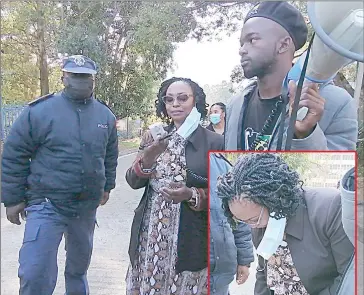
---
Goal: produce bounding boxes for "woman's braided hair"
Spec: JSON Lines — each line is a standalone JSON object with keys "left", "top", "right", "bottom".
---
{"left": 155, "top": 77, "right": 209, "bottom": 127}
{"left": 217, "top": 153, "right": 305, "bottom": 229}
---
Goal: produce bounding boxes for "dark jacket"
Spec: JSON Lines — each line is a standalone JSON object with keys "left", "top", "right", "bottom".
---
{"left": 206, "top": 123, "right": 224, "bottom": 135}
{"left": 252, "top": 187, "right": 354, "bottom": 295}
{"left": 1, "top": 91, "right": 119, "bottom": 214}
{"left": 125, "top": 125, "right": 224, "bottom": 273}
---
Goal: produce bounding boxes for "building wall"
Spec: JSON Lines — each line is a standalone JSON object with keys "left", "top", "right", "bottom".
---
{"left": 304, "top": 153, "right": 355, "bottom": 188}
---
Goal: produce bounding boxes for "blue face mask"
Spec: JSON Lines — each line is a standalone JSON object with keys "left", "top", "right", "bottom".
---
{"left": 209, "top": 113, "right": 221, "bottom": 125}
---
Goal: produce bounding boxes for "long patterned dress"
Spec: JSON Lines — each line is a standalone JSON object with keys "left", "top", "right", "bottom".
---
{"left": 126, "top": 133, "right": 208, "bottom": 295}
{"left": 267, "top": 241, "right": 309, "bottom": 295}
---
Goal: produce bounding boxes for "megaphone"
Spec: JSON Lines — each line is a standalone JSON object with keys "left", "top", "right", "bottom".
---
{"left": 336, "top": 167, "right": 355, "bottom": 295}
{"left": 281, "top": 1, "right": 364, "bottom": 151}
{"left": 340, "top": 167, "right": 355, "bottom": 246}
{"left": 289, "top": 1, "right": 364, "bottom": 84}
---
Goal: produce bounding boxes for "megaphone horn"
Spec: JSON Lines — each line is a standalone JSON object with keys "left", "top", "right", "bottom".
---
{"left": 283, "top": 1, "right": 363, "bottom": 150}
{"left": 301, "top": 1, "right": 364, "bottom": 84}
{"left": 307, "top": 1, "right": 364, "bottom": 63}
{"left": 290, "top": 2, "right": 363, "bottom": 85}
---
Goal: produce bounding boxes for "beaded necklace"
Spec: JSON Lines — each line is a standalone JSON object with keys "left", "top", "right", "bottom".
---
{"left": 249, "top": 97, "right": 284, "bottom": 151}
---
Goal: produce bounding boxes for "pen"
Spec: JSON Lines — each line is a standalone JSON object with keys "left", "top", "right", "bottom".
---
{"left": 139, "top": 133, "right": 173, "bottom": 150}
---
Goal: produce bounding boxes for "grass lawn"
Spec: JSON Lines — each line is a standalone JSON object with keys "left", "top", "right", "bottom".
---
{"left": 118, "top": 138, "right": 140, "bottom": 151}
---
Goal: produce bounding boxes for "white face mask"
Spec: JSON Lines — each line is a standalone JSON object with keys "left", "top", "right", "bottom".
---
{"left": 176, "top": 106, "right": 201, "bottom": 139}
{"left": 256, "top": 213, "right": 286, "bottom": 261}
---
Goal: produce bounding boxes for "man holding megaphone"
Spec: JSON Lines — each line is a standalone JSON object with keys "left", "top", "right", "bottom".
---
{"left": 224, "top": 1, "right": 359, "bottom": 151}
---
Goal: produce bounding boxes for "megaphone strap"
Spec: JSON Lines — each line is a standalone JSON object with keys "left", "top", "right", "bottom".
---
{"left": 285, "top": 33, "right": 315, "bottom": 150}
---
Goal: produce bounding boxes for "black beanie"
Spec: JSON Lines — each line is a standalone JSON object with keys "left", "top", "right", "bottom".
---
{"left": 244, "top": 1, "right": 308, "bottom": 50}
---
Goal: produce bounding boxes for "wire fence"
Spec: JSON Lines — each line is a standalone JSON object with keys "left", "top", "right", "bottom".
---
{"left": 1, "top": 104, "right": 142, "bottom": 142}
{"left": 1, "top": 104, "right": 27, "bottom": 142}
{"left": 116, "top": 117, "right": 142, "bottom": 140}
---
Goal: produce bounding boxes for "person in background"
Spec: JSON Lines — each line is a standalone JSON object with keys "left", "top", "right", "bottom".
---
{"left": 217, "top": 153, "right": 354, "bottom": 295}
{"left": 1, "top": 55, "right": 119, "bottom": 295}
{"left": 207, "top": 102, "right": 226, "bottom": 135}
{"left": 125, "top": 77, "right": 224, "bottom": 295}
{"left": 209, "top": 153, "right": 254, "bottom": 295}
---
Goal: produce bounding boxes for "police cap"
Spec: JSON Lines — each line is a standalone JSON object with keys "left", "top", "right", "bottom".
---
{"left": 62, "top": 55, "right": 97, "bottom": 75}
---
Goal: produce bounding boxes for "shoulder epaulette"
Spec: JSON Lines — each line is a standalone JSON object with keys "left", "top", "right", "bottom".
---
{"left": 97, "top": 99, "right": 116, "bottom": 116}
{"left": 28, "top": 92, "right": 55, "bottom": 106}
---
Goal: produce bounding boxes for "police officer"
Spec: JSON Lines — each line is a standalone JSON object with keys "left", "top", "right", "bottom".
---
{"left": 1, "top": 55, "right": 119, "bottom": 295}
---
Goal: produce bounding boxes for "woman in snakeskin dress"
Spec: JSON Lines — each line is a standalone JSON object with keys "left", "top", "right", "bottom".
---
{"left": 125, "top": 77, "right": 224, "bottom": 295}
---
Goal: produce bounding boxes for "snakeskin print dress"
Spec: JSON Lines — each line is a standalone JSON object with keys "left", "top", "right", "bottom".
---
{"left": 267, "top": 242, "right": 309, "bottom": 295}
{"left": 126, "top": 133, "right": 208, "bottom": 295}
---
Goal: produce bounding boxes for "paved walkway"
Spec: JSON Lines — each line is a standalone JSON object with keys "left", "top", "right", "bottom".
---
{"left": 1, "top": 154, "right": 140, "bottom": 294}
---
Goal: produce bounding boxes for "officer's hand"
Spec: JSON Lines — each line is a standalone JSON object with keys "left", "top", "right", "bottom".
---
{"left": 288, "top": 81, "right": 325, "bottom": 139}
{"left": 141, "top": 131, "right": 169, "bottom": 168}
{"left": 236, "top": 265, "right": 250, "bottom": 285}
{"left": 100, "top": 192, "right": 110, "bottom": 206}
{"left": 6, "top": 202, "right": 26, "bottom": 225}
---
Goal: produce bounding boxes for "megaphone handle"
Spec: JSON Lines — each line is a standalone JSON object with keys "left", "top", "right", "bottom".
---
{"left": 285, "top": 34, "right": 315, "bottom": 150}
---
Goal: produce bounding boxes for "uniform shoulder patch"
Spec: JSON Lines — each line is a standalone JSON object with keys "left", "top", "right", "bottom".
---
{"left": 28, "top": 92, "right": 55, "bottom": 106}
{"left": 97, "top": 99, "right": 116, "bottom": 116}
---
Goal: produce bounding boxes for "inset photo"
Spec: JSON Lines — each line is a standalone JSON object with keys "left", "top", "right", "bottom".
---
{"left": 209, "top": 151, "right": 357, "bottom": 295}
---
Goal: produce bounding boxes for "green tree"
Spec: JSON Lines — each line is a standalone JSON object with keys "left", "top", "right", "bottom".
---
{"left": 1, "top": 1, "right": 63, "bottom": 104}
{"left": 204, "top": 80, "right": 235, "bottom": 106}
{"left": 280, "top": 153, "right": 311, "bottom": 180}
{"left": 1, "top": 0, "right": 252, "bottom": 117}
{"left": 222, "top": 152, "right": 311, "bottom": 180}
{"left": 54, "top": 1, "right": 252, "bottom": 119}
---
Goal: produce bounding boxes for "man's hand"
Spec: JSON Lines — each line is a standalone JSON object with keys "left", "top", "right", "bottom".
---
{"left": 159, "top": 183, "right": 192, "bottom": 204}
{"left": 288, "top": 81, "right": 325, "bottom": 139}
{"left": 6, "top": 202, "right": 26, "bottom": 225}
{"left": 236, "top": 265, "right": 250, "bottom": 285}
{"left": 100, "top": 192, "right": 110, "bottom": 206}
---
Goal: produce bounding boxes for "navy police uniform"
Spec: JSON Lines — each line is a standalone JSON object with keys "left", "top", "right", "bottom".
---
{"left": 1, "top": 55, "right": 119, "bottom": 295}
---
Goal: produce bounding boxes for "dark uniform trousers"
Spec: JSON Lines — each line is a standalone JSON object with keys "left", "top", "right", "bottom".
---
{"left": 18, "top": 200, "right": 96, "bottom": 295}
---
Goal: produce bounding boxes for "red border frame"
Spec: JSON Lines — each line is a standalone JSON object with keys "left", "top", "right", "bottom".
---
{"left": 207, "top": 150, "right": 358, "bottom": 295}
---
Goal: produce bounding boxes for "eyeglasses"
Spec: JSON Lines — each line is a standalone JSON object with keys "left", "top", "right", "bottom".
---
{"left": 162, "top": 93, "right": 193, "bottom": 105}
{"left": 234, "top": 206, "right": 264, "bottom": 227}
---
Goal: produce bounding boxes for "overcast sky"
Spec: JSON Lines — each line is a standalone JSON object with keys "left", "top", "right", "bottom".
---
{"left": 167, "top": 30, "right": 242, "bottom": 87}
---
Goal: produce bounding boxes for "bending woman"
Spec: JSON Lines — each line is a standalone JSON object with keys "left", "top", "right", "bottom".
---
{"left": 125, "top": 77, "right": 224, "bottom": 295}
{"left": 217, "top": 153, "right": 354, "bottom": 295}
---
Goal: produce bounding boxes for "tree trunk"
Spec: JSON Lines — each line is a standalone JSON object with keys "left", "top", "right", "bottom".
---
{"left": 334, "top": 70, "right": 364, "bottom": 128}
{"left": 359, "top": 71, "right": 364, "bottom": 126}
{"left": 333, "top": 71, "right": 354, "bottom": 96}
{"left": 37, "top": 2, "right": 49, "bottom": 96}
